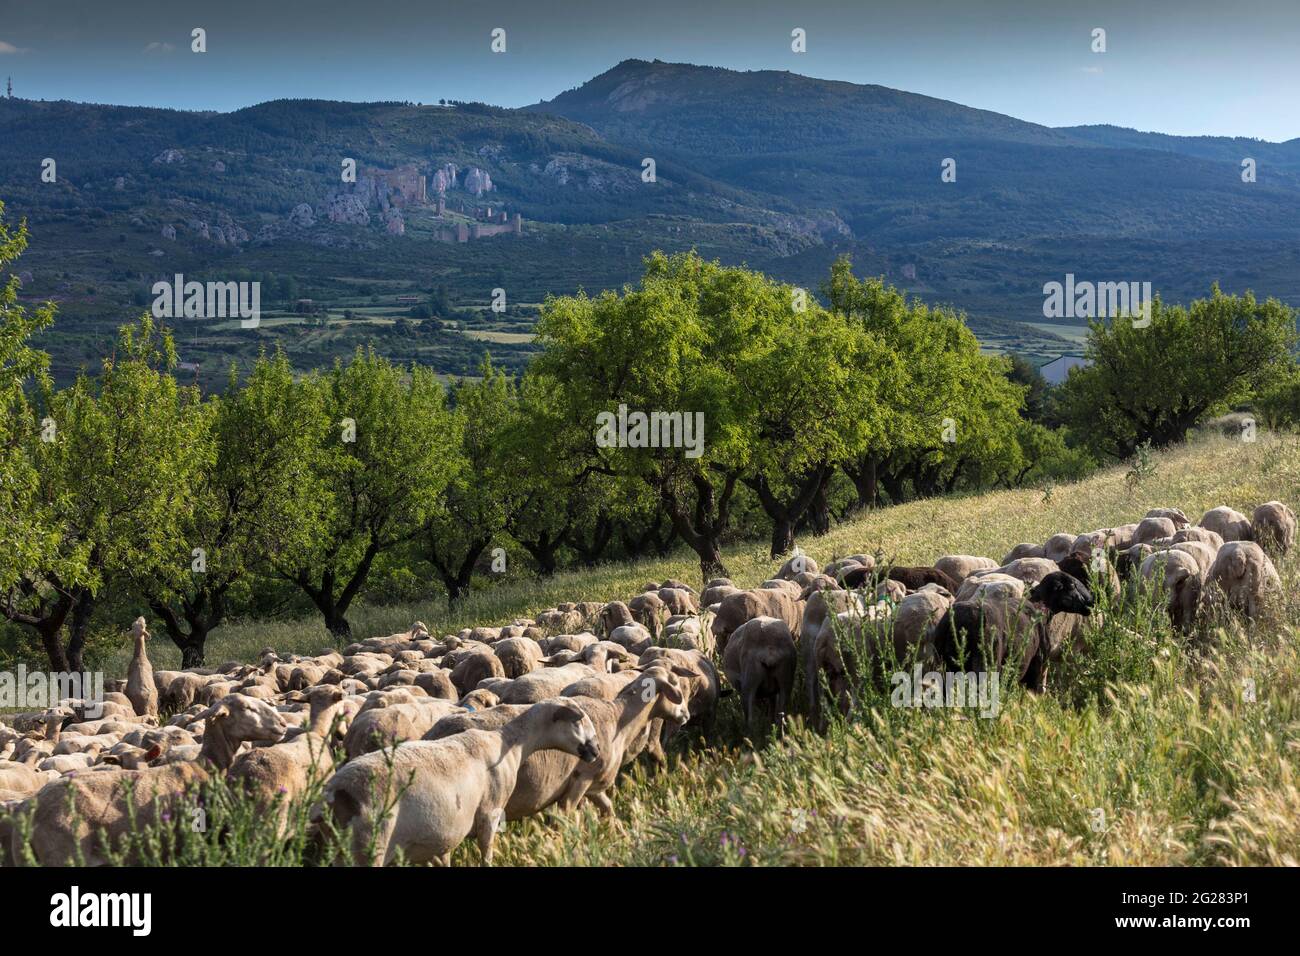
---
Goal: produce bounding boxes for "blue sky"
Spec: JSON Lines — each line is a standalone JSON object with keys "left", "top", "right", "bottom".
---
{"left": 2, "top": 0, "right": 1296, "bottom": 141}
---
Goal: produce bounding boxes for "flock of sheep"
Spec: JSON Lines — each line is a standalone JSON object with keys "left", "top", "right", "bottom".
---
{"left": 0, "top": 499, "right": 1293, "bottom": 866}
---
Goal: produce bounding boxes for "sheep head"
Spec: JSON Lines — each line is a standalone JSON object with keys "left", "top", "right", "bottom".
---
{"left": 1029, "top": 572, "right": 1094, "bottom": 617}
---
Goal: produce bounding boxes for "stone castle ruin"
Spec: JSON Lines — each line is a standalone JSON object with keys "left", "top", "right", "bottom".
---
{"left": 324, "top": 161, "right": 520, "bottom": 242}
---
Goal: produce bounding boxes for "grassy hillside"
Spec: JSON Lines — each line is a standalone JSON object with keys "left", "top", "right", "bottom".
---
{"left": 66, "top": 431, "right": 1299, "bottom": 867}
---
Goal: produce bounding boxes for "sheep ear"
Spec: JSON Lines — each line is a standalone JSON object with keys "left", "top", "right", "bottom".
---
{"left": 661, "top": 682, "right": 684, "bottom": 705}
{"left": 193, "top": 699, "right": 231, "bottom": 724}
{"left": 552, "top": 706, "right": 583, "bottom": 723}
{"left": 670, "top": 665, "right": 694, "bottom": 679}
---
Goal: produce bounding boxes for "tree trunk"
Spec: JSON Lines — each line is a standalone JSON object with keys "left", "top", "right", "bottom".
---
{"left": 844, "top": 457, "right": 879, "bottom": 512}
{"left": 520, "top": 530, "right": 565, "bottom": 576}
{"left": 425, "top": 535, "right": 489, "bottom": 607}
{"left": 571, "top": 512, "right": 614, "bottom": 567}
{"left": 150, "top": 584, "right": 231, "bottom": 670}
{"left": 178, "top": 637, "right": 207, "bottom": 670}
{"left": 880, "top": 469, "right": 908, "bottom": 506}
{"left": 661, "top": 470, "right": 737, "bottom": 582}
{"left": 322, "top": 610, "right": 351, "bottom": 640}
{"left": 769, "top": 517, "right": 796, "bottom": 560}
{"left": 745, "top": 466, "right": 829, "bottom": 558}
{"left": 63, "top": 587, "right": 97, "bottom": 674}
{"left": 2, "top": 580, "right": 75, "bottom": 671}
{"left": 809, "top": 473, "right": 832, "bottom": 535}
{"left": 37, "top": 616, "right": 70, "bottom": 673}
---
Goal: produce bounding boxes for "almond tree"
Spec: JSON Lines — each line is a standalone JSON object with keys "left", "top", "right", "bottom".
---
{"left": 741, "top": 293, "right": 888, "bottom": 557}
{"left": 1059, "top": 287, "right": 1297, "bottom": 459}
{"left": 533, "top": 251, "right": 779, "bottom": 580}
{"left": 0, "top": 205, "right": 67, "bottom": 667}
{"left": 277, "top": 348, "right": 458, "bottom": 638}
{"left": 419, "top": 358, "right": 515, "bottom": 604}
{"left": 826, "top": 257, "right": 1023, "bottom": 508}
{"left": 7, "top": 317, "right": 203, "bottom": 672}
{"left": 137, "top": 351, "right": 329, "bottom": 666}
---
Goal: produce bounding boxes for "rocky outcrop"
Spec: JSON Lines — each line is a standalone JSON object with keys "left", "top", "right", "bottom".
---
{"left": 543, "top": 155, "right": 634, "bottom": 192}
{"left": 463, "top": 167, "right": 493, "bottom": 196}
{"left": 287, "top": 203, "right": 316, "bottom": 228}
{"left": 384, "top": 210, "right": 405, "bottom": 236}
{"left": 327, "top": 193, "right": 371, "bottom": 225}
{"left": 187, "top": 218, "right": 210, "bottom": 240}
{"left": 152, "top": 149, "right": 185, "bottom": 165}
{"left": 216, "top": 215, "right": 250, "bottom": 244}
{"left": 544, "top": 159, "right": 571, "bottom": 186}
{"left": 161, "top": 224, "right": 176, "bottom": 240}
{"left": 431, "top": 163, "right": 458, "bottom": 194}
{"left": 114, "top": 177, "right": 126, "bottom": 191}
{"left": 212, "top": 160, "right": 226, "bottom": 173}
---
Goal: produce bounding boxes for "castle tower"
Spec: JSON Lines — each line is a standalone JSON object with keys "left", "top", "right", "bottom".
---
{"left": 436, "top": 196, "right": 445, "bottom": 217}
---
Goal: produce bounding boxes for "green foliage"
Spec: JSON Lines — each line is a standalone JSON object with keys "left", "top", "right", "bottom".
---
{"left": 420, "top": 357, "right": 521, "bottom": 598}
{"left": 275, "top": 347, "right": 459, "bottom": 637}
{"left": 139, "top": 350, "right": 330, "bottom": 664}
{"left": 1255, "top": 361, "right": 1300, "bottom": 428}
{"left": 0, "top": 203, "right": 55, "bottom": 594}
{"left": 825, "top": 257, "right": 1027, "bottom": 505}
{"left": 4, "top": 315, "right": 203, "bottom": 668}
{"left": 1059, "top": 286, "right": 1298, "bottom": 458}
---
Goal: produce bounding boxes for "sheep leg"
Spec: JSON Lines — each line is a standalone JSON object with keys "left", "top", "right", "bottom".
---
{"left": 475, "top": 813, "right": 497, "bottom": 866}
{"left": 743, "top": 685, "right": 759, "bottom": 732}
{"left": 558, "top": 774, "right": 593, "bottom": 812}
{"left": 586, "top": 790, "right": 615, "bottom": 817}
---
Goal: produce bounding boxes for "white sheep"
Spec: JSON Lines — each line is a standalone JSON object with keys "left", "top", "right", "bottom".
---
{"left": 323, "top": 698, "right": 600, "bottom": 866}
{"left": 933, "top": 555, "right": 998, "bottom": 586}
{"left": 12, "top": 695, "right": 287, "bottom": 866}
{"left": 1205, "top": 541, "right": 1282, "bottom": 620}
{"left": 1132, "top": 516, "right": 1178, "bottom": 546}
{"left": 1251, "top": 501, "right": 1296, "bottom": 555}
{"left": 1198, "top": 506, "right": 1253, "bottom": 542}
{"left": 722, "top": 616, "right": 797, "bottom": 730}
{"left": 1140, "top": 548, "right": 1203, "bottom": 632}
{"left": 124, "top": 617, "right": 158, "bottom": 719}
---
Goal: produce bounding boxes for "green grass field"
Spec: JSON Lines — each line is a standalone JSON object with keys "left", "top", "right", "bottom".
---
{"left": 27, "top": 432, "right": 1300, "bottom": 865}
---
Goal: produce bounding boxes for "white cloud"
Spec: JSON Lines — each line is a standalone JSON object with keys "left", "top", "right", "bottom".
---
{"left": 0, "top": 40, "right": 30, "bottom": 55}
{"left": 143, "top": 41, "right": 176, "bottom": 55}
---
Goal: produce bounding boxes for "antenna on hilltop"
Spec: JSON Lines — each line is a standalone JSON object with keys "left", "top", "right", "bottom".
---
{"left": 6, "top": 77, "right": 11, "bottom": 99}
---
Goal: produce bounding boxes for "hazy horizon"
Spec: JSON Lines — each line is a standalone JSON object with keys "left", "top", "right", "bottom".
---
{"left": 2, "top": 0, "right": 1298, "bottom": 141}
